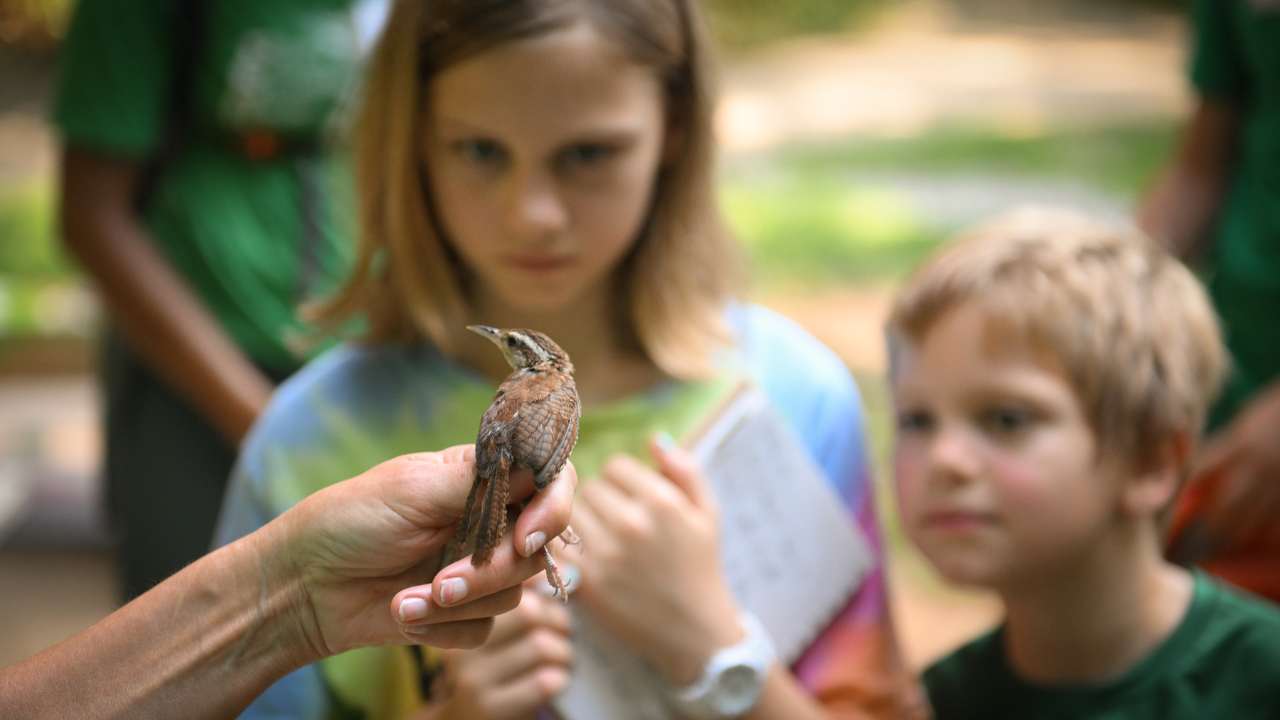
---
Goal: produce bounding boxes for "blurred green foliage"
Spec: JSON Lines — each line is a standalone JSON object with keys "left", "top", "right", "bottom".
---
{"left": 766, "top": 122, "right": 1179, "bottom": 195}
{"left": 722, "top": 178, "right": 941, "bottom": 285}
{"left": 0, "top": 181, "right": 62, "bottom": 278}
{"left": 705, "top": 0, "right": 884, "bottom": 51}
{"left": 721, "top": 121, "right": 1177, "bottom": 290}
{"left": 0, "top": 180, "right": 80, "bottom": 336}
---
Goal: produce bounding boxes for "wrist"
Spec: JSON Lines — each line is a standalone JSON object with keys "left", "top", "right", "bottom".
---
{"left": 666, "top": 611, "right": 777, "bottom": 720}
{"left": 242, "top": 509, "right": 325, "bottom": 668}
{"left": 653, "top": 594, "right": 745, "bottom": 686}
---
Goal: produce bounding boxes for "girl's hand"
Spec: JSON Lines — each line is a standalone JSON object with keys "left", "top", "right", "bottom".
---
{"left": 571, "top": 435, "right": 744, "bottom": 685}
{"left": 432, "top": 579, "right": 574, "bottom": 720}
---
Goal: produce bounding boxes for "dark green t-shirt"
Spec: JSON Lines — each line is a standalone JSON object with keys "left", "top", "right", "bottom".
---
{"left": 923, "top": 573, "right": 1280, "bottom": 719}
{"left": 1188, "top": 0, "right": 1280, "bottom": 428}
{"left": 55, "top": 0, "right": 378, "bottom": 370}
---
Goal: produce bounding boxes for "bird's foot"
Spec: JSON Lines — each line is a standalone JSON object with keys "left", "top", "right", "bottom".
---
{"left": 541, "top": 546, "right": 571, "bottom": 602}
{"left": 557, "top": 524, "right": 582, "bottom": 549}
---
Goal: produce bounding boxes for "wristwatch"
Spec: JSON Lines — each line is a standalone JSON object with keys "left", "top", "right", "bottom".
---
{"left": 667, "top": 612, "right": 776, "bottom": 719}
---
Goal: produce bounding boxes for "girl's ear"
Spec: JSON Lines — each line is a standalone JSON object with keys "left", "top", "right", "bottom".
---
{"left": 1121, "top": 431, "right": 1191, "bottom": 517}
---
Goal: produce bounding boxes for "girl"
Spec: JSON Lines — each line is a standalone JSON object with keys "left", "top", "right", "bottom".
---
{"left": 215, "top": 1, "right": 919, "bottom": 718}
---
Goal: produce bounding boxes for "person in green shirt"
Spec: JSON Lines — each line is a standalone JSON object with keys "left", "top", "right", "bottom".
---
{"left": 887, "top": 208, "right": 1280, "bottom": 719}
{"left": 1138, "top": 0, "right": 1280, "bottom": 602}
{"left": 54, "top": 0, "right": 381, "bottom": 600}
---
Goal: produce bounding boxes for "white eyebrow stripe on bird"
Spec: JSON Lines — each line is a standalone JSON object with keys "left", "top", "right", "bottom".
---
{"left": 517, "top": 333, "right": 551, "bottom": 363}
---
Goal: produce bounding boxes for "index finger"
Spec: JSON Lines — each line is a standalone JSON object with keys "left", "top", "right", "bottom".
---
{"left": 432, "top": 532, "right": 548, "bottom": 607}
{"left": 512, "top": 460, "right": 578, "bottom": 558}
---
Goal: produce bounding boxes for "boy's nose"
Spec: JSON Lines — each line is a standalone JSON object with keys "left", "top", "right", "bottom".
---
{"left": 506, "top": 170, "right": 568, "bottom": 240}
{"left": 927, "top": 426, "right": 982, "bottom": 486}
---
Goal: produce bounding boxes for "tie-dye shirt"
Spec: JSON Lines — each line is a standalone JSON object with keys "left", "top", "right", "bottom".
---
{"left": 214, "top": 304, "right": 917, "bottom": 719}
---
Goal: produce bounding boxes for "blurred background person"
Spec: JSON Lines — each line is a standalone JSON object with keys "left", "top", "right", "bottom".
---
{"left": 1138, "top": 0, "right": 1280, "bottom": 602}
{"left": 53, "top": 0, "right": 388, "bottom": 601}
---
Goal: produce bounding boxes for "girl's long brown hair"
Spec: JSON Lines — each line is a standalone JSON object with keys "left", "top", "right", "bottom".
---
{"left": 313, "top": 0, "right": 741, "bottom": 379}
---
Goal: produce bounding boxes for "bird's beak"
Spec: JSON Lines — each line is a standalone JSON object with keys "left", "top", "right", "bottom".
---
{"left": 467, "top": 325, "right": 502, "bottom": 344}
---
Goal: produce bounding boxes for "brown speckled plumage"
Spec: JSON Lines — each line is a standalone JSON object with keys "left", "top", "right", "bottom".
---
{"left": 441, "top": 326, "right": 580, "bottom": 597}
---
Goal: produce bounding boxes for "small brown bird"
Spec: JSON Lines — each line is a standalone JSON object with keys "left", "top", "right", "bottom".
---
{"left": 442, "top": 325, "right": 581, "bottom": 598}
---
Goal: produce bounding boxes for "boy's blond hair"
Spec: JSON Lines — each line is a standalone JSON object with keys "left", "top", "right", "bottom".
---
{"left": 311, "top": 0, "right": 740, "bottom": 379}
{"left": 888, "top": 206, "right": 1226, "bottom": 472}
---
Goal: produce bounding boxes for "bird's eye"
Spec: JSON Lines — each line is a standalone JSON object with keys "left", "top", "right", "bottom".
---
{"left": 506, "top": 336, "right": 519, "bottom": 348}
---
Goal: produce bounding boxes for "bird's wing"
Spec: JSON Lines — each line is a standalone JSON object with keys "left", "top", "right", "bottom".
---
{"left": 516, "top": 381, "right": 580, "bottom": 489}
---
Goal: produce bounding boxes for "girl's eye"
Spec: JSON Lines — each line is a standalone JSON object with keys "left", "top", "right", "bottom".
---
{"left": 557, "top": 142, "right": 615, "bottom": 169}
{"left": 895, "top": 409, "right": 934, "bottom": 434}
{"left": 978, "top": 407, "right": 1035, "bottom": 437}
{"left": 452, "top": 139, "right": 506, "bottom": 166}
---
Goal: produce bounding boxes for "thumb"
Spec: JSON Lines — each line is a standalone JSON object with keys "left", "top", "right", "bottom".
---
{"left": 650, "top": 432, "right": 715, "bottom": 512}
{"left": 370, "top": 445, "right": 477, "bottom": 527}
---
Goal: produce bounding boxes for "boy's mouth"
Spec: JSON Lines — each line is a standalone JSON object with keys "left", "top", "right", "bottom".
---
{"left": 921, "top": 509, "right": 998, "bottom": 531}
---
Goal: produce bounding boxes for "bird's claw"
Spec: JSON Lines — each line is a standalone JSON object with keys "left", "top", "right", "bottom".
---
{"left": 558, "top": 524, "right": 582, "bottom": 549}
{"left": 541, "top": 545, "right": 570, "bottom": 602}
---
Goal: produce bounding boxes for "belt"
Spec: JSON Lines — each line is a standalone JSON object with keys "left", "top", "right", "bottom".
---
{"left": 225, "top": 129, "right": 324, "bottom": 162}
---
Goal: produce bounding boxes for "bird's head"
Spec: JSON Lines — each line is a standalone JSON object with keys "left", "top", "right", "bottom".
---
{"left": 467, "top": 325, "right": 573, "bottom": 373}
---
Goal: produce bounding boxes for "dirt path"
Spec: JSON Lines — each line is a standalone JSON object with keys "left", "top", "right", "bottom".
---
{"left": 718, "top": 0, "right": 1187, "bottom": 152}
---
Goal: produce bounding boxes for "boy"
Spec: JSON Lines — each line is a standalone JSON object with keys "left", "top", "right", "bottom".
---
{"left": 887, "top": 207, "right": 1280, "bottom": 719}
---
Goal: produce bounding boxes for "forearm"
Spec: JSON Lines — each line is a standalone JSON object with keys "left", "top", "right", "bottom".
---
{"left": 60, "top": 149, "right": 272, "bottom": 444}
{"left": 87, "top": 224, "right": 270, "bottom": 442}
{"left": 740, "top": 665, "right": 827, "bottom": 720}
{"left": 1138, "top": 166, "right": 1227, "bottom": 262}
{"left": 1137, "top": 99, "right": 1241, "bottom": 262}
{"left": 0, "top": 521, "right": 315, "bottom": 719}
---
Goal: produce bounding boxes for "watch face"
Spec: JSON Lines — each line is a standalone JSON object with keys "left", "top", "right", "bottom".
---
{"left": 715, "top": 663, "right": 762, "bottom": 714}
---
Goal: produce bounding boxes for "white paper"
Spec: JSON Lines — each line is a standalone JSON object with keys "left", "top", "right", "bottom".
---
{"left": 552, "top": 384, "right": 875, "bottom": 720}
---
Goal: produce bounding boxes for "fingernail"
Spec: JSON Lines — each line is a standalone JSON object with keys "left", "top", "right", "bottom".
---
{"left": 524, "top": 531, "right": 547, "bottom": 558}
{"left": 439, "top": 577, "right": 468, "bottom": 605}
{"left": 655, "top": 431, "right": 677, "bottom": 453}
{"left": 398, "top": 597, "right": 429, "bottom": 622}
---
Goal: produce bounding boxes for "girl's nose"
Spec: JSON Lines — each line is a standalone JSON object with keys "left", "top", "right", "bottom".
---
{"left": 506, "top": 169, "right": 568, "bottom": 240}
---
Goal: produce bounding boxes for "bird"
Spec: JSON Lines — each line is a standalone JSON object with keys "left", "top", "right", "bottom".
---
{"left": 440, "top": 324, "right": 581, "bottom": 599}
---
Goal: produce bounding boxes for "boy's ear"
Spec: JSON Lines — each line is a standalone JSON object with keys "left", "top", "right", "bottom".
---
{"left": 1121, "top": 431, "right": 1191, "bottom": 517}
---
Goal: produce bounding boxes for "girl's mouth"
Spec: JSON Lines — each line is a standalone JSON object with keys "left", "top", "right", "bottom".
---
{"left": 505, "top": 254, "right": 575, "bottom": 272}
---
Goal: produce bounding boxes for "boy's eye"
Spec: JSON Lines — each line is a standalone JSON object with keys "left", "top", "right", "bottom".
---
{"left": 895, "top": 409, "right": 934, "bottom": 434}
{"left": 977, "top": 407, "right": 1035, "bottom": 436}
{"left": 452, "top": 139, "right": 506, "bottom": 166}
